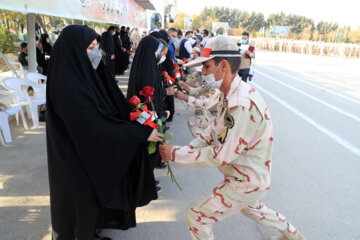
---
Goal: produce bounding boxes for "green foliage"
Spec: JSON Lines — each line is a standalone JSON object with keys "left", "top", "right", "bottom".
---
{"left": 216, "top": 28, "right": 224, "bottom": 35}
{"left": 0, "top": 25, "right": 17, "bottom": 54}
{"left": 162, "top": 133, "right": 172, "bottom": 142}
{"left": 180, "top": 7, "right": 360, "bottom": 43}
{"left": 148, "top": 142, "right": 157, "bottom": 154}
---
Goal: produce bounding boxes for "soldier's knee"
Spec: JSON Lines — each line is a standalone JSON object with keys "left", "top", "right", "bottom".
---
{"left": 185, "top": 204, "right": 197, "bottom": 225}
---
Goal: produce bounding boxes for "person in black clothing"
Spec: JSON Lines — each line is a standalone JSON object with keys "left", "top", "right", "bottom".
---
{"left": 18, "top": 42, "right": 43, "bottom": 73}
{"left": 40, "top": 34, "right": 52, "bottom": 55}
{"left": 150, "top": 31, "right": 176, "bottom": 122}
{"left": 100, "top": 26, "right": 116, "bottom": 77}
{"left": 118, "top": 26, "right": 130, "bottom": 73}
{"left": 127, "top": 36, "right": 171, "bottom": 172}
{"left": 178, "top": 31, "right": 193, "bottom": 59}
{"left": 46, "top": 25, "right": 162, "bottom": 240}
{"left": 36, "top": 37, "right": 49, "bottom": 75}
{"left": 18, "top": 42, "right": 28, "bottom": 68}
{"left": 113, "top": 26, "right": 125, "bottom": 75}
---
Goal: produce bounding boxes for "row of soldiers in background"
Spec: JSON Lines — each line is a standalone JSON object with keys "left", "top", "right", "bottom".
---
{"left": 252, "top": 37, "right": 360, "bottom": 58}
{"left": 18, "top": 34, "right": 52, "bottom": 75}
{"left": 100, "top": 26, "right": 134, "bottom": 77}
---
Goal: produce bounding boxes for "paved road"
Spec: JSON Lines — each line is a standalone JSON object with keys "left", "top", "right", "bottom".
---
{"left": 0, "top": 50, "right": 359, "bottom": 240}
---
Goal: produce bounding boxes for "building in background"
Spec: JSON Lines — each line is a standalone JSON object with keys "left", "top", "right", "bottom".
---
{"left": 147, "top": 0, "right": 178, "bottom": 31}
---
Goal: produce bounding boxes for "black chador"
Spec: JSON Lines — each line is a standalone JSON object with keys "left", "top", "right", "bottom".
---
{"left": 46, "top": 25, "right": 157, "bottom": 240}
{"left": 100, "top": 30, "right": 115, "bottom": 77}
{"left": 113, "top": 31, "right": 124, "bottom": 75}
{"left": 150, "top": 30, "right": 176, "bottom": 121}
{"left": 127, "top": 35, "right": 167, "bottom": 169}
{"left": 119, "top": 29, "right": 130, "bottom": 72}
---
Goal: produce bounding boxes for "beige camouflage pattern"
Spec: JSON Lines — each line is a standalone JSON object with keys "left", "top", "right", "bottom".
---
{"left": 187, "top": 88, "right": 221, "bottom": 137}
{"left": 171, "top": 75, "right": 301, "bottom": 240}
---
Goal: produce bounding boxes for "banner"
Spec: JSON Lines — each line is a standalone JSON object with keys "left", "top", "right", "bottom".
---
{"left": 184, "top": 17, "right": 192, "bottom": 31}
{"left": 0, "top": 0, "right": 147, "bottom": 27}
{"left": 270, "top": 26, "right": 290, "bottom": 37}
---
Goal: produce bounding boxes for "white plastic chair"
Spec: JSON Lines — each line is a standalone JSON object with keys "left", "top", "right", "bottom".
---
{"left": 1, "top": 78, "right": 45, "bottom": 129}
{"left": 25, "top": 72, "right": 47, "bottom": 94}
{"left": 0, "top": 90, "right": 28, "bottom": 144}
{"left": 8, "top": 61, "right": 27, "bottom": 78}
{"left": 25, "top": 72, "right": 47, "bottom": 84}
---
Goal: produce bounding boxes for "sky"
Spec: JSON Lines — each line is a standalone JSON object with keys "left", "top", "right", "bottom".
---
{"left": 176, "top": 0, "right": 360, "bottom": 29}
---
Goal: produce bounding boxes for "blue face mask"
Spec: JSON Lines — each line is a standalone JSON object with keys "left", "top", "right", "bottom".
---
{"left": 241, "top": 39, "right": 248, "bottom": 44}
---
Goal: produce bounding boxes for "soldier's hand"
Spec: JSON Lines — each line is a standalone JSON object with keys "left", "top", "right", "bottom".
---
{"left": 159, "top": 143, "right": 174, "bottom": 163}
{"left": 178, "top": 81, "right": 190, "bottom": 92}
{"left": 175, "top": 91, "right": 189, "bottom": 101}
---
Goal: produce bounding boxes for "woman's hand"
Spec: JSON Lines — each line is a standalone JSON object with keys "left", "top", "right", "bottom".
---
{"left": 167, "top": 86, "right": 176, "bottom": 96}
{"left": 147, "top": 129, "right": 163, "bottom": 142}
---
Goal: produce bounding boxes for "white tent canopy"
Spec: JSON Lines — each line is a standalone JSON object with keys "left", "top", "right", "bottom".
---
{"left": 0, "top": 0, "right": 155, "bottom": 72}
{"left": 0, "top": 0, "right": 154, "bottom": 26}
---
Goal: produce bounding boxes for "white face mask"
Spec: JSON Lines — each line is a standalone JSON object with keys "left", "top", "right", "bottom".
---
{"left": 170, "top": 36, "right": 177, "bottom": 43}
{"left": 157, "top": 55, "right": 166, "bottom": 65}
{"left": 88, "top": 47, "right": 102, "bottom": 69}
{"left": 201, "top": 63, "right": 225, "bottom": 88}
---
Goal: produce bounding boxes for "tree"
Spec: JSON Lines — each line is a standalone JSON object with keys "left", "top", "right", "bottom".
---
{"left": 266, "top": 12, "right": 287, "bottom": 27}
{"left": 242, "top": 12, "right": 265, "bottom": 32}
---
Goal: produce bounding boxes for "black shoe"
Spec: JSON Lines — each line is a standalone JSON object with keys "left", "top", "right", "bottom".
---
{"left": 165, "top": 126, "right": 170, "bottom": 131}
{"left": 155, "top": 162, "right": 167, "bottom": 169}
{"left": 155, "top": 180, "right": 160, "bottom": 187}
{"left": 156, "top": 186, "right": 161, "bottom": 193}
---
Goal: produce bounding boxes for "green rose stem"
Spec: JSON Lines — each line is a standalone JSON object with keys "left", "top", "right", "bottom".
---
{"left": 167, "top": 161, "right": 182, "bottom": 191}
{"left": 149, "top": 98, "right": 182, "bottom": 191}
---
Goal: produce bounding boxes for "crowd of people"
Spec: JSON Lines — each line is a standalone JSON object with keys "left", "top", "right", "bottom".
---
{"left": 43, "top": 24, "right": 305, "bottom": 240}
{"left": 18, "top": 33, "right": 52, "bottom": 75}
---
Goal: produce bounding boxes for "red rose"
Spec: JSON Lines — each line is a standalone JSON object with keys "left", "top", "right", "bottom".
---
{"left": 130, "top": 112, "right": 139, "bottom": 122}
{"left": 139, "top": 86, "right": 155, "bottom": 103}
{"left": 161, "top": 71, "right": 167, "bottom": 76}
{"left": 128, "top": 95, "right": 141, "bottom": 108}
{"left": 182, "top": 58, "right": 187, "bottom": 61}
{"left": 174, "top": 64, "right": 179, "bottom": 68}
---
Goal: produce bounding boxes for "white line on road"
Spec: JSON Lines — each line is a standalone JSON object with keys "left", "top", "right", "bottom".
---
{"left": 251, "top": 82, "right": 360, "bottom": 158}
{"left": 255, "top": 69, "right": 360, "bottom": 123}
{"left": 259, "top": 66, "right": 360, "bottom": 105}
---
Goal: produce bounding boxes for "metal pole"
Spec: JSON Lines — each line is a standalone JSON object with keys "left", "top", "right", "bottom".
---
{"left": 26, "top": 13, "right": 36, "bottom": 72}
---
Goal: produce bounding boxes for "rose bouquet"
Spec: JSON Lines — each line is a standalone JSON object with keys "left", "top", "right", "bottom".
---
{"left": 161, "top": 71, "right": 176, "bottom": 88}
{"left": 129, "top": 86, "right": 182, "bottom": 190}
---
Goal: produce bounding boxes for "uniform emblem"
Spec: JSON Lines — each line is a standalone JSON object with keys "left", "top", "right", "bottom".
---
{"left": 218, "top": 128, "right": 228, "bottom": 144}
{"left": 201, "top": 48, "right": 212, "bottom": 57}
{"left": 224, "top": 113, "right": 235, "bottom": 129}
{"left": 208, "top": 88, "right": 216, "bottom": 97}
{"left": 223, "top": 98, "right": 228, "bottom": 109}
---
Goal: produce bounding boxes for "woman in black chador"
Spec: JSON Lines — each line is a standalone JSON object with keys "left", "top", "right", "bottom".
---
{"left": 119, "top": 26, "right": 130, "bottom": 73}
{"left": 46, "top": 25, "right": 162, "bottom": 240}
{"left": 113, "top": 29, "right": 124, "bottom": 75}
{"left": 127, "top": 35, "right": 169, "bottom": 170}
{"left": 40, "top": 33, "right": 52, "bottom": 55}
{"left": 150, "top": 30, "right": 176, "bottom": 122}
